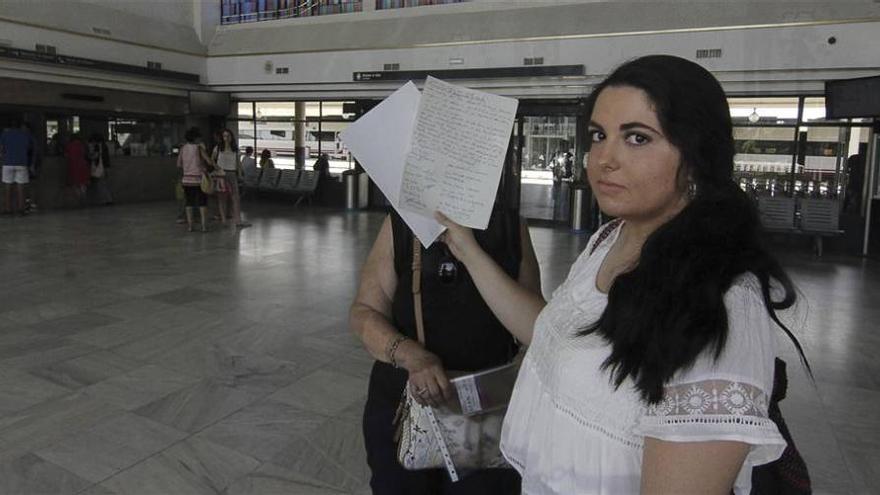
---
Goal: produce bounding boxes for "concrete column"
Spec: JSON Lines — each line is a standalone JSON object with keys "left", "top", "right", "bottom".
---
{"left": 295, "top": 101, "right": 306, "bottom": 170}
{"left": 362, "top": 0, "right": 376, "bottom": 12}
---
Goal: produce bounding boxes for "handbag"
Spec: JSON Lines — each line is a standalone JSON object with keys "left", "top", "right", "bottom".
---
{"left": 395, "top": 238, "right": 516, "bottom": 482}
{"left": 200, "top": 173, "right": 214, "bottom": 195}
{"left": 750, "top": 358, "right": 812, "bottom": 494}
{"left": 90, "top": 160, "right": 104, "bottom": 179}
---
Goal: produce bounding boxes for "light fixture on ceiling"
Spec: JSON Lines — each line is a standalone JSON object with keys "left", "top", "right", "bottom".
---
{"left": 748, "top": 108, "right": 760, "bottom": 123}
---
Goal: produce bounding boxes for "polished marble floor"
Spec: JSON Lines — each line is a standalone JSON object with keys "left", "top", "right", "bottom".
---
{"left": 0, "top": 201, "right": 878, "bottom": 494}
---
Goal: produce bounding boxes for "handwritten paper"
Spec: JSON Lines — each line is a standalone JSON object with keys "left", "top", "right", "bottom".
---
{"left": 339, "top": 82, "right": 445, "bottom": 245}
{"left": 399, "top": 76, "right": 518, "bottom": 229}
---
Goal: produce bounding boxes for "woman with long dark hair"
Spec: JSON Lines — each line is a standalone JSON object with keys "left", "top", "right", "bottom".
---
{"left": 212, "top": 128, "right": 248, "bottom": 228}
{"left": 436, "top": 55, "right": 808, "bottom": 494}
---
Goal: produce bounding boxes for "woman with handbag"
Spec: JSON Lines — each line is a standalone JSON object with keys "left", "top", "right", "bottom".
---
{"left": 88, "top": 134, "right": 113, "bottom": 206}
{"left": 436, "top": 55, "right": 811, "bottom": 494}
{"left": 177, "top": 127, "right": 214, "bottom": 233}
{"left": 350, "top": 199, "right": 541, "bottom": 494}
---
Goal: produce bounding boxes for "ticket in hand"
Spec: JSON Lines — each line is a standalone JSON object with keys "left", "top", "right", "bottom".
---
{"left": 449, "top": 362, "right": 519, "bottom": 416}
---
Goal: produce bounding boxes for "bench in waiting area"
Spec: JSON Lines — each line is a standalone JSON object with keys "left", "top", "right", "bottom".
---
{"left": 757, "top": 197, "right": 842, "bottom": 256}
{"left": 242, "top": 168, "right": 320, "bottom": 206}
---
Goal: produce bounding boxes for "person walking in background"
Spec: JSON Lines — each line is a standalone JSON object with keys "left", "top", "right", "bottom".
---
{"left": 212, "top": 128, "right": 248, "bottom": 228}
{"left": 313, "top": 153, "right": 331, "bottom": 204}
{"left": 88, "top": 133, "right": 114, "bottom": 206}
{"left": 0, "top": 119, "right": 34, "bottom": 215}
{"left": 177, "top": 127, "right": 214, "bottom": 232}
{"left": 24, "top": 122, "right": 41, "bottom": 214}
{"left": 64, "top": 133, "right": 90, "bottom": 207}
{"left": 313, "top": 153, "right": 330, "bottom": 179}
{"left": 259, "top": 148, "right": 275, "bottom": 169}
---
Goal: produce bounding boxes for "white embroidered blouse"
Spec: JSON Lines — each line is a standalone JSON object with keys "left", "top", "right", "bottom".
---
{"left": 500, "top": 222, "right": 786, "bottom": 494}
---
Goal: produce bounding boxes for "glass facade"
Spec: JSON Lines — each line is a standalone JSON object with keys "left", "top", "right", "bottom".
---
{"left": 220, "top": 0, "right": 466, "bottom": 23}
{"left": 43, "top": 114, "right": 182, "bottom": 157}
{"left": 729, "top": 95, "right": 870, "bottom": 203}
{"left": 376, "top": 0, "right": 466, "bottom": 9}
{"left": 221, "top": 0, "right": 363, "bottom": 24}
{"left": 231, "top": 101, "right": 356, "bottom": 173}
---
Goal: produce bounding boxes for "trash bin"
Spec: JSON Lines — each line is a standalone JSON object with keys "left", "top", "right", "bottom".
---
{"left": 569, "top": 184, "right": 590, "bottom": 232}
{"left": 343, "top": 169, "right": 360, "bottom": 210}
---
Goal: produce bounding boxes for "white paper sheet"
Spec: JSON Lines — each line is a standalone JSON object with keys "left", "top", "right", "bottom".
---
{"left": 339, "top": 82, "right": 445, "bottom": 246}
{"left": 399, "top": 76, "right": 518, "bottom": 229}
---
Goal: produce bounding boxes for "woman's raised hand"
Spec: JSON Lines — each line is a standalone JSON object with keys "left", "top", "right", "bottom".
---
{"left": 434, "top": 211, "right": 483, "bottom": 266}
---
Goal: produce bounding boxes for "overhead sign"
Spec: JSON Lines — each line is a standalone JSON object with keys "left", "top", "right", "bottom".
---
{"left": 353, "top": 65, "right": 584, "bottom": 82}
{"left": 0, "top": 46, "right": 200, "bottom": 83}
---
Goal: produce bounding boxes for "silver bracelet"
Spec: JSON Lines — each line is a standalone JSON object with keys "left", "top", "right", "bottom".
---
{"left": 387, "top": 335, "right": 409, "bottom": 369}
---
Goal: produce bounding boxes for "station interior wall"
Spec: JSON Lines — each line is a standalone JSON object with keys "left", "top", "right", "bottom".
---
{"left": 1, "top": 1, "right": 879, "bottom": 99}
{"left": 0, "top": 1, "right": 878, "bottom": 213}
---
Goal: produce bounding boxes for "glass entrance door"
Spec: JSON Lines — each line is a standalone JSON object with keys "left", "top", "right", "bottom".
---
{"left": 518, "top": 115, "right": 578, "bottom": 221}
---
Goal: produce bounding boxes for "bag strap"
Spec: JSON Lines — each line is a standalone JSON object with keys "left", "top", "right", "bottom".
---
{"left": 410, "top": 236, "right": 461, "bottom": 482}
{"left": 589, "top": 218, "right": 623, "bottom": 256}
{"left": 412, "top": 237, "right": 426, "bottom": 345}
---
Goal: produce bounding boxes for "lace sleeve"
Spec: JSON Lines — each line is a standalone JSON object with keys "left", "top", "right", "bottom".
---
{"left": 634, "top": 277, "right": 788, "bottom": 470}
{"left": 647, "top": 379, "right": 769, "bottom": 423}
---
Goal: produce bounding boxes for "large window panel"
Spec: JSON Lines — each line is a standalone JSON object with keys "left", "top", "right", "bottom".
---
{"left": 256, "top": 102, "right": 296, "bottom": 119}
{"left": 520, "top": 115, "right": 577, "bottom": 221}
{"left": 729, "top": 97, "right": 800, "bottom": 126}
{"left": 802, "top": 97, "right": 873, "bottom": 124}
{"left": 733, "top": 126, "right": 796, "bottom": 196}
{"left": 255, "top": 119, "right": 296, "bottom": 167}
{"left": 234, "top": 120, "right": 257, "bottom": 153}
{"left": 237, "top": 102, "right": 254, "bottom": 119}
{"left": 108, "top": 118, "right": 181, "bottom": 157}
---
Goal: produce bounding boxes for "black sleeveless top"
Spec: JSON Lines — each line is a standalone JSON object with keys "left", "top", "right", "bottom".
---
{"left": 390, "top": 205, "right": 522, "bottom": 371}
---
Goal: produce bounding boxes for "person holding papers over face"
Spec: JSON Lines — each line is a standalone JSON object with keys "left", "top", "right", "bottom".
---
{"left": 434, "top": 55, "right": 810, "bottom": 494}
{"left": 350, "top": 191, "right": 541, "bottom": 493}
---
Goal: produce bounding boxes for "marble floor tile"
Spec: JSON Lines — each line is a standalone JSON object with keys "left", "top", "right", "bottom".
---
{"left": 80, "top": 364, "right": 200, "bottom": 411}
{"left": 224, "top": 462, "right": 350, "bottom": 495}
{"left": 0, "top": 301, "right": 82, "bottom": 326}
{"left": 332, "top": 349, "right": 378, "bottom": 380}
{"left": 134, "top": 377, "right": 268, "bottom": 433}
{"left": 0, "top": 337, "right": 99, "bottom": 372}
{"left": 0, "top": 204, "right": 878, "bottom": 493}
{"left": 0, "top": 394, "right": 123, "bottom": 462}
{"left": 117, "top": 276, "right": 196, "bottom": 298}
{"left": 96, "top": 437, "right": 260, "bottom": 495}
{"left": 839, "top": 445, "right": 880, "bottom": 495}
{"left": 75, "top": 483, "right": 117, "bottom": 495}
{"left": 91, "top": 298, "right": 179, "bottom": 322}
{"left": 269, "top": 368, "right": 368, "bottom": 418}
{"left": 68, "top": 320, "right": 161, "bottom": 350}
{"left": 152, "top": 341, "right": 305, "bottom": 395}
{"left": 148, "top": 286, "right": 223, "bottom": 306}
{"left": 217, "top": 323, "right": 339, "bottom": 373}
{"left": 110, "top": 311, "right": 251, "bottom": 363}
{"left": 269, "top": 416, "right": 369, "bottom": 493}
{"left": 0, "top": 368, "right": 72, "bottom": 415}
{"left": 27, "top": 311, "right": 124, "bottom": 338}
{"left": 34, "top": 412, "right": 188, "bottom": 483}
{"left": 29, "top": 350, "right": 145, "bottom": 390}
{"left": 0, "top": 453, "right": 92, "bottom": 495}
{"left": 196, "top": 399, "right": 330, "bottom": 462}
